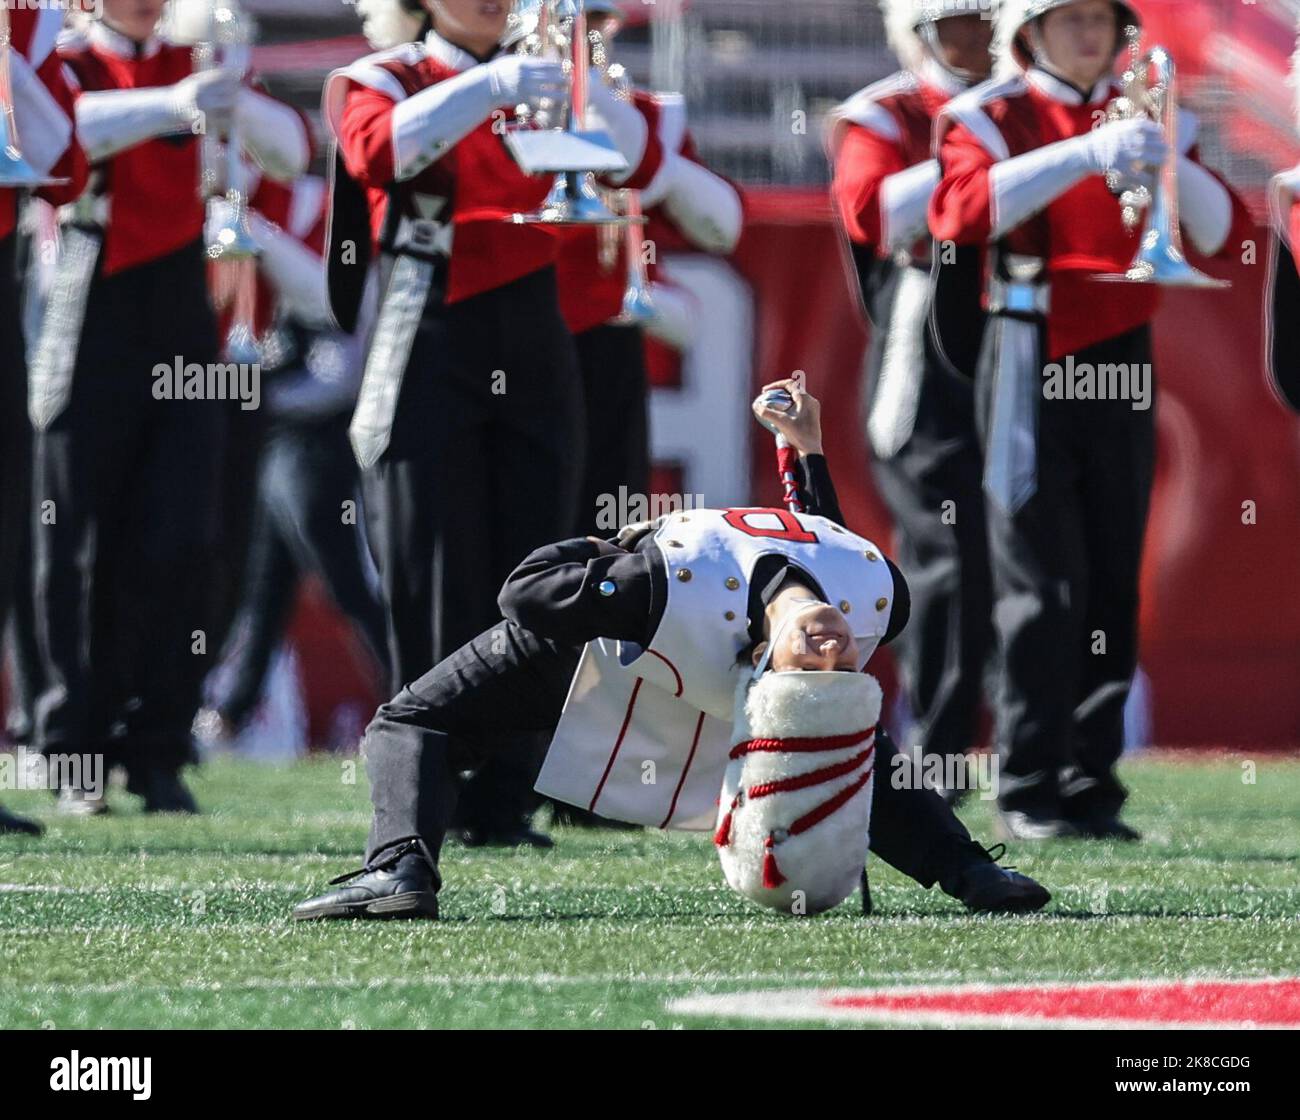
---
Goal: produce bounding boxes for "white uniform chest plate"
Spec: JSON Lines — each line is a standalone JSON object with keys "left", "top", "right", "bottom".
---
{"left": 535, "top": 507, "right": 896, "bottom": 830}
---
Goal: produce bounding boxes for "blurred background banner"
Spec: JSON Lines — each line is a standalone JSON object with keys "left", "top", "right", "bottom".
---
{"left": 240, "top": 0, "right": 1300, "bottom": 750}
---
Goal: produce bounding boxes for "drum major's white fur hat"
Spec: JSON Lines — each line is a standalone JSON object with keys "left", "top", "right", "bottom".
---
{"left": 714, "top": 669, "right": 881, "bottom": 916}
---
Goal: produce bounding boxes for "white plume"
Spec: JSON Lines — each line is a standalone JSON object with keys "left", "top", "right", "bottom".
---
{"left": 354, "top": 0, "right": 426, "bottom": 51}
{"left": 881, "top": 0, "right": 926, "bottom": 72}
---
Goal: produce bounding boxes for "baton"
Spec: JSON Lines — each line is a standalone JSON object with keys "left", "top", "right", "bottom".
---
{"left": 753, "top": 387, "right": 803, "bottom": 514}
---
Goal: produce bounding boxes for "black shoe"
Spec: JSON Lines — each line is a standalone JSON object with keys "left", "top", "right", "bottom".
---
{"left": 133, "top": 768, "right": 199, "bottom": 814}
{"left": 293, "top": 839, "right": 440, "bottom": 921}
{"left": 0, "top": 804, "right": 43, "bottom": 836}
{"left": 1071, "top": 814, "right": 1141, "bottom": 842}
{"left": 458, "top": 826, "right": 555, "bottom": 849}
{"left": 994, "top": 809, "right": 1080, "bottom": 841}
{"left": 945, "top": 843, "right": 1052, "bottom": 914}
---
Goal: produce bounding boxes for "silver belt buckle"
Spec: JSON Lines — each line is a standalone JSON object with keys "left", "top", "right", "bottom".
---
{"left": 398, "top": 217, "right": 443, "bottom": 256}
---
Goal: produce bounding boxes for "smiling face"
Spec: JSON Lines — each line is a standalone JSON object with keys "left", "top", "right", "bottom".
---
{"left": 425, "top": 0, "right": 511, "bottom": 56}
{"left": 752, "top": 602, "right": 862, "bottom": 674}
{"left": 103, "top": 0, "right": 168, "bottom": 42}
{"left": 1034, "top": 0, "right": 1120, "bottom": 89}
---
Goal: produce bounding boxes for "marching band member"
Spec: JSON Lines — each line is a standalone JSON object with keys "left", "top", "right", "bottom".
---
{"left": 29, "top": 0, "right": 310, "bottom": 814}
{"left": 557, "top": 0, "right": 743, "bottom": 533}
{"left": 1265, "top": 27, "right": 1300, "bottom": 414}
{"left": 829, "top": 0, "right": 994, "bottom": 802}
{"left": 929, "top": 0, "right": 1252, "bottom": 840}
{"left": 197, "top": 172, "right": 389, "bottom": 742}
{"left": 0, "top": 2, "right": 87, "bottom": 836}
{"left": 291, "top": 383, "right": 1050, "bottom": 920}
{"left": 323, "top": 1, "right": 662, "bottom": 844}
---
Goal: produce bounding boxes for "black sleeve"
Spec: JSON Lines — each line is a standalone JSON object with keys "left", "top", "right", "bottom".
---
{"left": 497, "top": 538, "right": 661, "bottom": 648}
{"left": 882, "top": 556, "right": 910, "bottom": 645}
{"left": 792, "top": 454, "right": 909, "bottom": 642}
{"left": 795, "top": 453, "right": 846, "bottom": 527}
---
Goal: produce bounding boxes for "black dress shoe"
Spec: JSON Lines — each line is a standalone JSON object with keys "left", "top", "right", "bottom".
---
{"left": 1071, "top": 814, "right": 1141, "bottom": 842}
{"left": 995, "top": 809, "right": 1080, "bottom": 841}
{"left": 293, "top": 839, "right": 439, "bottom": 921}
{"left": 458, "top": 826, "right": 555, "bottom": 850}
{"left": 0, "top": 804, "right": 44, "bottom": 836}
{"left": 133, "top": 769, "right": 199, "bottom": 814}
{"left": 944, "top": 843, "right": 1052, "bottom": 914}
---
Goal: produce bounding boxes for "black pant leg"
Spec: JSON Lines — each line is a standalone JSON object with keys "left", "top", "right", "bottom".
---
{"left": 872, "top": 375, "right": 993, "bottom": 767}
{"left": 868, "top": 728, "right": 979, "bottom": 888}
{"left": 1062, "top": 330, "right": 1156, "bottom": 819}
{"left": 363, "top": 620, "right": 580, "bottom": 867}
{"left": 272, "top": 415, "right": 388, "bottom": 670}
{"left": 573, "top": 322, "right": 649, "bottom": 537}
{"left": 209, "top": 467, "right": 299, "bottom": 727}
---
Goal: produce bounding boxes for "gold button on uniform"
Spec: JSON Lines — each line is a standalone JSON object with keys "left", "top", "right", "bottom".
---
{"left": 876, "top": 597, "right": 889, "bottom": 611}
{"left": 864, "top": 550, "right": 878, "bottom": 562}
{"left": 839, "top": 600, "right": 851, "bottom": 614}
{"left": 676, "top": 568, "right": 692, "bottom": 582}
{"left": 667, "top": 540, "right": 683, "bottom": 548}
{"left": 724, "top": 611, "right": 735, "bottom": 621}
{"left": 724, "top": 577, "right": 740, "bottom": 590}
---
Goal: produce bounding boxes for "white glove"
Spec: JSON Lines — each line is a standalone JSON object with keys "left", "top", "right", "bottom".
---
{"left": 234, "top": 89, "right": 310, "bottom": 181}
{"left": 484, "top": 55, "right": 568, "bottom": 107}
{"left": 76, "top": 83, "right": 198, "bottom": 162}
{"left": 989, "top": 119, "right": 1169, "bottom": 238}
{"left": 390, "top": 57, "right": 566, "bottom": 181}
{"left": 879, "top": 158, "right": 939, "bottom": 254}
{"left": 247, "top": 213, "right": 333, "bottom": 328}
{"left": 1177, "top": 156, "right": 1232, "bottom": 257}
{"left": 176, "top": 69, "right": 241, "bottom": 134}
{"left": 585, "top": 77, "right": 648, "bottom": 185}
{"left": 1080, "top": 118, "right": 1169, "bottom": 177}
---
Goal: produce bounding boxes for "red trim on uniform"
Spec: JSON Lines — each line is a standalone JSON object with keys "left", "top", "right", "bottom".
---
{"left": 730, "top": 725, "right": 876, "bottom": 760}
{"left": 588, "top": 676, "right": 643, "bottom": 813}
{"left": 660, "top": 710, "right": 706, "bottom": 829}
{"left": 644, "top": 649, "right": 683, "bottom": 697}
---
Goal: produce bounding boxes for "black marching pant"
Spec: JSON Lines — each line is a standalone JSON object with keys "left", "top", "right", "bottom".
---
{"left": 977, "top": 323, "right": 1155, "bottom": 818}
{"left": 572, "top": 321, "right": 649, "bottom": 537}
{"left": 362, "top": 265, "right": 583, "bottom": 830}
{"left": 32, "top": 239, "right": 224, "bottom": 771}
{"left": 210, "top": 411, "right": 387, "bottom": 727}
{"left": 362, "top": 620, "right": 979, "bottom": 892}
{"left": 0, "top": 234, "right": 36, "bottom": 738}
{"left": 870, "top": 355, "right": 994, "bottom": 768}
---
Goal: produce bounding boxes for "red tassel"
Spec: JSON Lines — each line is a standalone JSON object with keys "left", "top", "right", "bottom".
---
{"left": 713, "top": 811, "right": 732, "bottom": 848}
{"left": 762, "top": 837, "right": 786, "bottom": 889}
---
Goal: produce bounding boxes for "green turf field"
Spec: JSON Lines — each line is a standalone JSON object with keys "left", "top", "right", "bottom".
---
{"left": 1, "top": 752, "right": 1297, "bottom": 1029}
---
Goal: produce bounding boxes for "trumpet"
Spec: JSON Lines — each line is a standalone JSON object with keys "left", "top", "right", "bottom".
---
{"left": 597, "top": 56, "right": 654, "bottom": 324}
{"left": 0, "top": 1, "right": 68, "bottom": 188}
{"left": 190, "top": 1, "right": 258, "bottom": 262}
{"left": 505, "top": 0, "right": 636, "bottom": 226}
{"left": 1095, "top": 28, "right": 1228, "bottom": 289}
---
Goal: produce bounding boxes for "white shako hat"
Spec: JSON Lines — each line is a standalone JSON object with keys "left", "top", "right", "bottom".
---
{"left": 882, "top": 0, "right": 994, "bottom": 72}
{"left": 995, "top": 0, "right": 1140, "bottom": 77}
{"left": 714, "top": 647, "right": 882, "bottom": 916}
